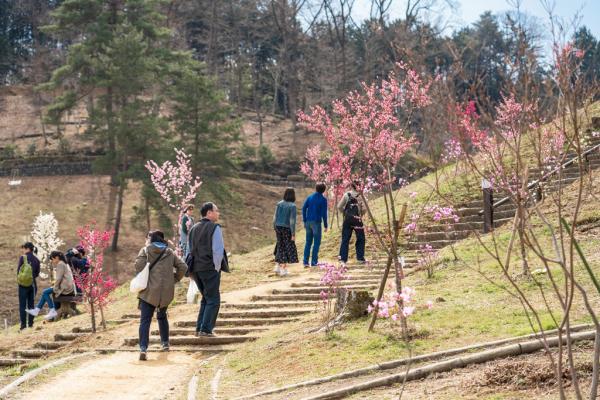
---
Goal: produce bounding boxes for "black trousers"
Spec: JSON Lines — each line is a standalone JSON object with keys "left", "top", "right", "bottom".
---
{"left": 18, "top": 284, "right": 36, "bottom": 329}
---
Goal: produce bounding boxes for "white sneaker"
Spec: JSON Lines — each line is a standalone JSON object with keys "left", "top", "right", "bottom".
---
{"left": 273, "top": 264, "right": 281, "bottom": 274}
{"left": 280, "top": 269, "right": 289, "bottom": 277}
{"left": 25, "top": 307, "right": 40, "bottom": 317}
{"left": 44, "top": 308, "right": 58, "bottom": 320}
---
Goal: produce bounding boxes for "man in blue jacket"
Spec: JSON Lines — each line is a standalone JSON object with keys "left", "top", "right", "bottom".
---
{"left": 302, "top": 183, "right": 328, "bottom": 267}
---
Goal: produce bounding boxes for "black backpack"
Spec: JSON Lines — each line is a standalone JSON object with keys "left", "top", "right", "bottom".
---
{"left": 343, "top": 193, "right": 361, "bottom": 226}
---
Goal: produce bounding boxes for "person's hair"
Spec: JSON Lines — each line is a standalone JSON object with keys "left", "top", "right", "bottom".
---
{"left": 49, "top": 250, "right": 67, "bottom": 263}
{"left": 22, "top": 242, "right": 37, "bottom": 254}
{"left": 315, "top": 183, "right": 326, "bottom": 193}
{"left": 201, "top": 202, "right": 216, "bottom": 217}
{"left": 149, "top": 231, "right": 166, "bottom": 244}
{"left": 283, "top": 187, "right": 296, "bottom": 203}
{"left": 182, "top": 204, "right": 194, "bottom": 213}
{"left": 351, "top": 181, "right": 359, "bottom": 191}
{"left": 75, "top": 245, "right": 86, "bottom": 256}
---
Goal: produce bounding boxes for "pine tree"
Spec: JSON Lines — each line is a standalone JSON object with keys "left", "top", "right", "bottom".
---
{"left": 41, "top": 0, "right": 182, "bottom": 250}
{"left": 170, "top": 61, "right": 239, "bottom": 181}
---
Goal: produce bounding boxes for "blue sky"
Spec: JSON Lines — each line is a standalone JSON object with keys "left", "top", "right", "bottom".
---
{"left": 352, "top": 0, "right": 600, "bottom": 38}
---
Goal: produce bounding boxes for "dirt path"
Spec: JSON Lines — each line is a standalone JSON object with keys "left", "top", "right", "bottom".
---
{"left": 12, "top": 352, "right": 207, "bottom": 400}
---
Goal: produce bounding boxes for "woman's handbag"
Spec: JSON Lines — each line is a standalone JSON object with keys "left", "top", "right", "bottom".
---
{"left": 130, "top": 247, "right": 167, "bottom": 293}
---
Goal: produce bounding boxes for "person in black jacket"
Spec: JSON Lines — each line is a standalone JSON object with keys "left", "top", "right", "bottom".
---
{"left": 17, "top": 242, "right": 40, "bottom": 330}
{"left": 188, "top": 202, "right": 229, "bottom": 337}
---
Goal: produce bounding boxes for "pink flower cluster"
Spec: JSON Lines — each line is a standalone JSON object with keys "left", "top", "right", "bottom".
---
{"left": 424, "top": 205, "right": 460, "bottom": 223}
{"left": 298, "top": 63, "right": 433, "bottom": 196}
{"left": 319, "top": 262, "right": 348, "bottom": 301}
{"left": 75, "top": 223, "right": 117, "bottom": 317}
{"left": 367, "top": 286, "right": 432, "bottom": 320}
{"left": 76, "top": 222, "right": 113, "bottom": 273}
{"left": 441, "top": 138, "right": 465, "bottom": 164}
{"left": 541, "top": 126, "right": 566, "bottom": 168}
{"left": 145, "top": 148, "right": 202, "bottom": 210}
{"left": 417, "top": 243, "right": 439, "bottom": 267}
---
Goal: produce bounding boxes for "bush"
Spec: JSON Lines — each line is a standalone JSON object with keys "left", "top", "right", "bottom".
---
{"left": 240, "top": 143, "right": 256, "bottom": 159}
{"left": 0, "top": 145, "right": 18, "bottom": 160}
{"left": 258, "top": 145, "right": 274, "bottom": 170}
{"left": 58, "top": 137, "right": 70, "bottom": 153}
{"left": 27, "top": 143, "right": 36, "bottom": 156}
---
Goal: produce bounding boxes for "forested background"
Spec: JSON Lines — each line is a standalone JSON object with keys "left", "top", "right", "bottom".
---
{"left": 1, "top": 0, "right": 599, "bottom": 248}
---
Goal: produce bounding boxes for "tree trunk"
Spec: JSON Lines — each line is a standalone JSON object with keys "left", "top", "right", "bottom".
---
{"left": 111, "top": 181, "right": 125, "bottom": 251}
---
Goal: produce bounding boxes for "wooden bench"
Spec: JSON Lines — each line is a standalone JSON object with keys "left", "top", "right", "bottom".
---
{"left": 53, "top": 294, "right": 83, "bottom": 320}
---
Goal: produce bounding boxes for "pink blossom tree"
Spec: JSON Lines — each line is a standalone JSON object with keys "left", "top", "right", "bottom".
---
{"left": 74, "top": 222, "right": 117, "bottom": 332}
{"left": 145, "top": 148, "right": 202, "bottom": 254}
{"left": 299, "top": 63, "right": 435, "bottom": 334}
{"left": 445, "top": 37, "right": 600, "bottom": 399}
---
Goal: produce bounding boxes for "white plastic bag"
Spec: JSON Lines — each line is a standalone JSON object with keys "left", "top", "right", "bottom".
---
{"left": 186, "top": 278, "right": 200, "bottom": 304}
{"left": 130, "top": 262, "right": 150, "bottom": 293}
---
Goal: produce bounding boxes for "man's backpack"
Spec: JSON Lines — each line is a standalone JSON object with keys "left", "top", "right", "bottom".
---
{"left": 17, "top": 256, "right": 34, "bottom": 287}
{"left": 343, "top": 193, "right": 362, "bottom": 227}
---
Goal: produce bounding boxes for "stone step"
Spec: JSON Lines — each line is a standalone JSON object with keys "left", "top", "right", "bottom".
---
{"left": 414, "top": 230, "right": 473, "bottom": 242}
{"left": 218, "top": 309, "right": 311, "bottom": 319}
{"left": 123, "top": 335, "right": 258, "bottom": 347}
{"left": 121, "top": 314, "right": 140, "bottom": 320}
{"left": 55, "top": 333, "right": 87, "bottom": 341}
{"left": 0, "top": 358, "right": 30, "bottom": 367}
{"left": 407, "top": 239, "right": 456, "bottom": 250}
{"left": 221, "top": 302, "right": 318, "bottom": 310}
{"left": 34, "top": 341, "right": 71, "bottom": 350}
{"left": 12, "top": 349, "right": 56, "bottom": 359}
{"left": 175, "top": 317, "right": 300, "bottom": 327}
{"left": 291, "top": 280, "right": 380, "bottom": 288}
{"left": 153, "top": 327, "right": 268, "bottom": 336}
{"left": 252, "top": 294, "right": 322, "bottom": 301}
{"left": 272, "top": 286, "right": 376, "bottom": 295}
{"left": 308, "top": 274, "right": 382, "bottom": 281}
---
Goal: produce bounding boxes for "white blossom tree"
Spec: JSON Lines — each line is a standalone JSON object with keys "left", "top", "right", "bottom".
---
{"left": 31, "top": 211, "right": 64, "bottom": 278}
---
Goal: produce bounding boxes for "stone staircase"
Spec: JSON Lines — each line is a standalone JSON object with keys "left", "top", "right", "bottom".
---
{"left": 0, "top": 320, "right": 127, "bottom": 370}
{"left": 119, "top": 260, "right": 395, "bottom": 353}
{"left": 404, "top": 134, "right": 600, "bottom": 255}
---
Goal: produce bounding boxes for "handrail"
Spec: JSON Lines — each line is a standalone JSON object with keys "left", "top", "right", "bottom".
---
{"left": 480, "top": 140, "right": 600, "bottom": 214}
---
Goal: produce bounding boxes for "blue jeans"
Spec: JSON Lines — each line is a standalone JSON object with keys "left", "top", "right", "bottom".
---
{"left": 36, "top": 287, "right": 55, "bottom": 310}
{"left": 339, "top": 224, "right": 366, "bottom": 262}
{"left": 303, "top": 221, "right": 322, "bottom": 266}
{"left": 18, "top": 284, "right": 36, "bottom": 329}
{"left": 195, "top": 270, "right": 221, "bottom": 334}
{"left": 138, "top": 300, "right": 169, "bottom": 352}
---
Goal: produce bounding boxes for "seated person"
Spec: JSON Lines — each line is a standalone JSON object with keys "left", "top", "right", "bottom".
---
{"left": 26, "top": 251, "right": 75, "bottom": 320}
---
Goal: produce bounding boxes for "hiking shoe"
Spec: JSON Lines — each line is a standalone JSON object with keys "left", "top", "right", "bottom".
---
{"left": 279, "top": 269, "right": 289, "bottom": 277}
{"left": 161, "top": 343, "right": 170, "bottom": 352}
{"left": 44, "top": 309, "right": 58, "bottom": 320}
{"left": 273, "top": 264, "right": 281, "bottom": 274}
{"left": 197, "top": 331, "right": 216, "bottom": 337}
{"left": 26, "top": 307, "right": 40, "bottom": 317}
{"left": 303, "top": 264, "right": 310, "bottom": 268}
{"left": 139, "top": 352, "right": 147, "bottom": 361}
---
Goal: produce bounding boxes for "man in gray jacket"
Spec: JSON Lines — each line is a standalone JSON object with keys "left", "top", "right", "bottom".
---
{"left": 188, "top": 202, "right": 229, "bottom": 337}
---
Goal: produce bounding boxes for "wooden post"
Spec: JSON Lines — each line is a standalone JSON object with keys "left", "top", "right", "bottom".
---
{"left": 482, "top": 178, "right": 493, "bottom": 233}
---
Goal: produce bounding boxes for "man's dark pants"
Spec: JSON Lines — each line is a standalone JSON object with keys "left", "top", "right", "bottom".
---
{"left": 138, "top": 299, "right": 169, "bottom": 352}
{"left": 195, "top": 269, "right": 221, "bottom": 334}
{"left": 339, "top": 224, "right": 366, "bottom": 262}
{"left": 18, "top": 284, "right": 36, "bottom": 329}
